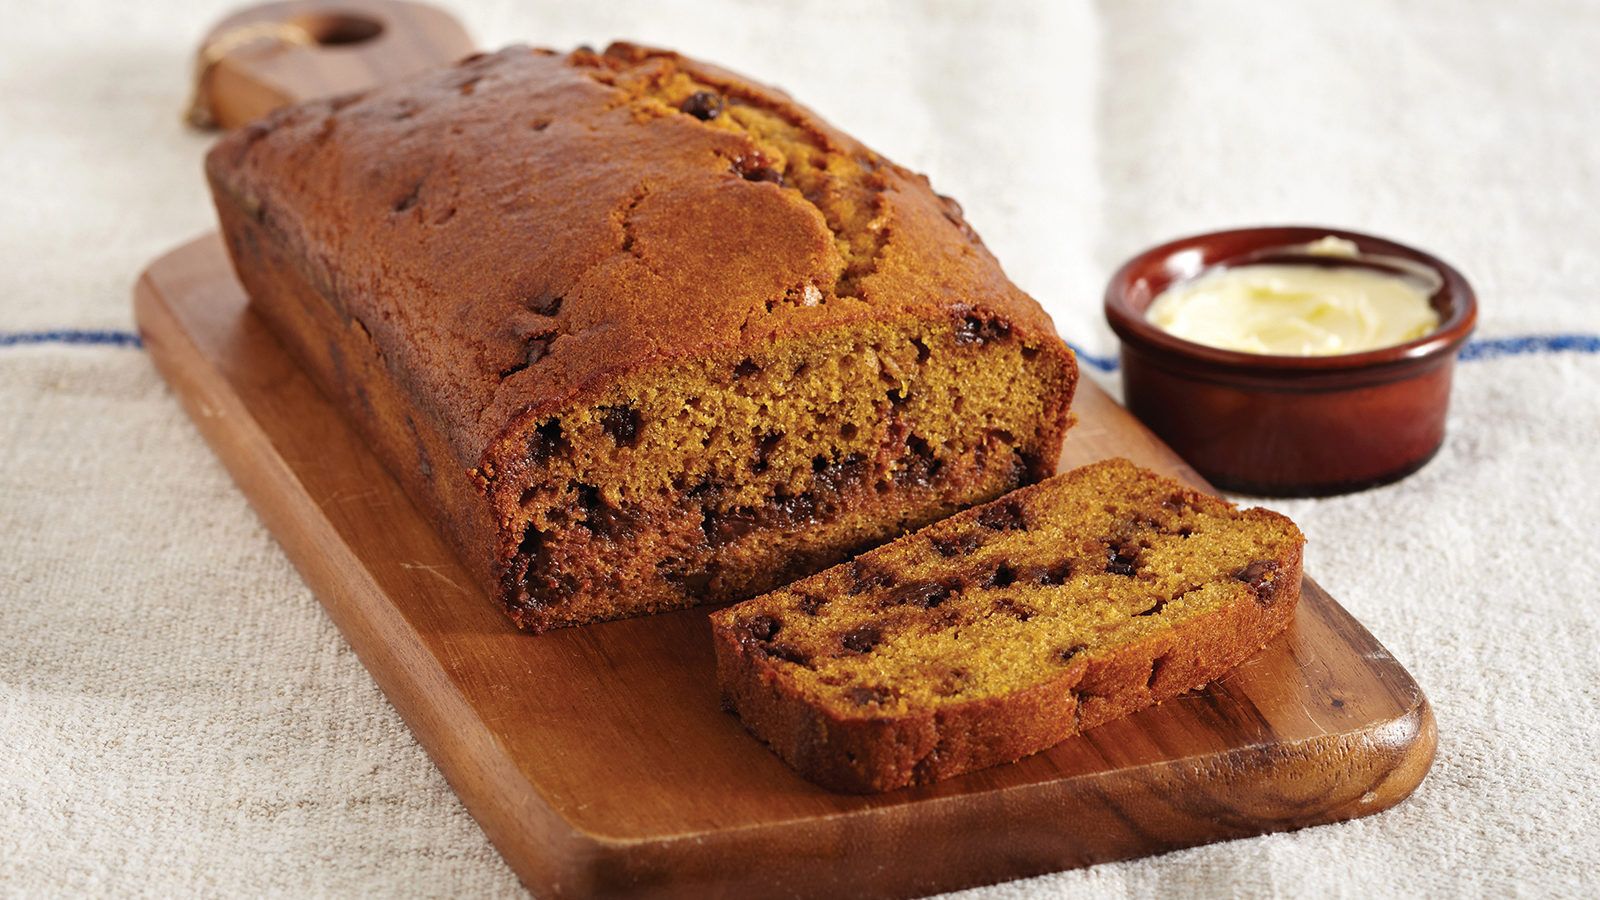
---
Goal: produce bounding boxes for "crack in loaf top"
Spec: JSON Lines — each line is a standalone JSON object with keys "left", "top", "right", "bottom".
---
{"left": 206, "top": 43, "right": 1061, "bottom": 467}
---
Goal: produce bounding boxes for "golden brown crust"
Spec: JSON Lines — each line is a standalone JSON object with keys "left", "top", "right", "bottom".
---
{"left": 710, "top": 460, "right": 1305, "bottom": 792}
{"left": 205, "top": 44, "right": 1076, "bottom": 628}
{"left": 205, "top": 43, "right": 1063, "bottom": 467}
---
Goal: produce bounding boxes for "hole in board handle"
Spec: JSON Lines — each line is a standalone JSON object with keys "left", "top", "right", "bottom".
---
{"left": 290, "top": 11, "right": 385, "bottom": 46}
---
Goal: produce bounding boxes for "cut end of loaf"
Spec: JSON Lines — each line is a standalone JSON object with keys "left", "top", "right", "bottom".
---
{"left": 485, "top": 312, "right": 1075, "bottom": 632}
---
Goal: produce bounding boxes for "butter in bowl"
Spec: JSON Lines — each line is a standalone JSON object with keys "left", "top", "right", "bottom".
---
{"left": 1104, "top": 227, "right": 1477, "bottom": 496}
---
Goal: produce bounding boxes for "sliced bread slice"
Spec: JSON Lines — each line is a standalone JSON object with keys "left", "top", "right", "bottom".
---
{"left": 709, "top": 458, "right": 1305, "bottom": 792}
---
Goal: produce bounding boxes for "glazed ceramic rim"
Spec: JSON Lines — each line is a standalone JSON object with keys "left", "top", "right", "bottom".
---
{"left": 1104, "top": 225, "right": 1478, "bottom": 378}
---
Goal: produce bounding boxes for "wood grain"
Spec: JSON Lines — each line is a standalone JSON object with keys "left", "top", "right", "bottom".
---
{"left": 134, "top": 234, "right": 1436, "bottom": 898}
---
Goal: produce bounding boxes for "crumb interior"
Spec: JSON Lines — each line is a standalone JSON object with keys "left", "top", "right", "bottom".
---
{"left": 496, "top": 316, "right": 1068, "bottom": 629}
{"left": 720, "top": 462, "right": 1301, "bottom": 715}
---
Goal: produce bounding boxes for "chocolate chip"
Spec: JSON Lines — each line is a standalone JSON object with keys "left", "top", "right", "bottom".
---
{"left": 516, "top": 528, "right": 579, "bottom": 608}
{"left": 744, "top": 614, "right": 781, "bottom": 642}
{"left": 952, "top": 307, "right": 1012, "bottom": 346}
{"left": 795, "top": 593, "right": 827, "bottom": 616}
{"left": 599, "top": 405, "right": 642, "bottom": 447}
{"left": 896, "top": 435, "right": 942, "bottom": 488}
{"left": 699, "top": 475, "right": 845, "bottom": 543}
{"left": 1038, "top": 561, "right": 1072, "bottom": 585}
{"left": 527, "top": 419, "right": 567, "bottom": 463}
{"left": 521, "top": 565, "right": 579, "bottom": 609}
{"left": 573, "top": 483, "right": 637, "bottom": 541}
{"left": 680, "top": 90, "right": 724, "bottom": 120}
{"left": 1161, "top": 492, "right": 1194, "bottom": 512}
{"left": 1056, "top": 644, "right": 1087, "bottom": 664}
{"left": 845, "top": 685, "right": 892, "bottom": 707}
{"left": 731, "top": 152, "right": 784, "bottom": 185}
{"left": 977, "top": 500, "right": 1027, "bottom": 531}
{"left": 1106, "top": 541, "right": 1141, "bottom": 576}
{"left": 985, "top": 564, "right": 1018, "bottom": 589}
{"left": 702, "top": 506, "right": 759, "bottom": 546}
{"left": 1235, "top": 559, "right": 1283, "bottom": 605}
{"left": 745, "top": 166, "right": 785, "bottom": 185}
{"left": 841, "top": 624, "right": 883, "bottom": 654}
{"left": 930, "top": 531, "right": 984, "bottom": 557}
{"left": 848, "top": 560, "right": 897, "bottom": 594}
{"left": 1235, "top": 559, "right": 1279, "bottom": 583}
{"left": 1135, "top": 597, "right": 1169, "bottom": 617}
{"left": 882, "top": 578, "right": 956, "bottom": 609}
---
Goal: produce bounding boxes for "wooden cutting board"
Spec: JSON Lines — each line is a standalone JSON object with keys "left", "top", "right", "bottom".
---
{"left": 145, "top": 3, "right": 1434, "bottom": 894}
{"left": 134, "top": 235, "right": 1434, "bottom": 898}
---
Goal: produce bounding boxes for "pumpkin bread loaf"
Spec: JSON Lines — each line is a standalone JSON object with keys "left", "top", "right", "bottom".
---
{"left": 710, "top": 459, "right": 1305, "bottom": 792}
{"left": 205, "top": 43, "right": 1077, "bottom": 631}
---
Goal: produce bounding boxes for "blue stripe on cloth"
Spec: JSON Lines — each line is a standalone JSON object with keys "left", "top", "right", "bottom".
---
{"left": 0, "top": 329, "right": 143, "bottom": 349}
{"left": 1064, "top": 341, "right": 1121, "bottom": 373}
{"left": 3, "top": 329, "right": 1598, "bottom": 371}
{"left": 1457, "top": 333, "right": 1600, "bottom": 362}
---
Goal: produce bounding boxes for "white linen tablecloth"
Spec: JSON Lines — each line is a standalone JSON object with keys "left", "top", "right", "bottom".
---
{"left": 3, "top": 1, "right": 1597, "bottom": 895}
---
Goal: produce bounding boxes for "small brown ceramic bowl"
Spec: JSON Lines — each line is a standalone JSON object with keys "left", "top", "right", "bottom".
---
{"left": 1104, "top": 226, "right": 1477, "bottom": 496}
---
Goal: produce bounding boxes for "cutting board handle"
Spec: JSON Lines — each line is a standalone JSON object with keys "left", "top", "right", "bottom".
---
{"left": 187, "top": 0, "right": 476, "bottom": 129}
